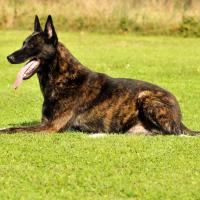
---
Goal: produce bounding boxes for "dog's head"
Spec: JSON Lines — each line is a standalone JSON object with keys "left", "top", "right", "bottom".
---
{"left": 7, "top": 15, "right": 58, "bottom": 87}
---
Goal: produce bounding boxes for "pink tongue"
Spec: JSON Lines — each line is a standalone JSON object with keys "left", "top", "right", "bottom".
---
{"left": 13, "top": 60, "right": 39, "bottom": 90}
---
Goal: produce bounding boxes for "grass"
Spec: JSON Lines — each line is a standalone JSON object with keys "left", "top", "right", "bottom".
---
{"left": 0, "top": 30, "right": 200, "bottom": 199}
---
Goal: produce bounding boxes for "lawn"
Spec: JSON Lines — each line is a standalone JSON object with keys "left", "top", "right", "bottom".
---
{"left": 0, "top": 30, "right": 200, "bottom": 199}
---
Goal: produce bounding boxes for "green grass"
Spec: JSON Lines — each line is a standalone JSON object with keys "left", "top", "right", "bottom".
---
{"left": 0, "top": 31, "right": 200, "bottom": 199}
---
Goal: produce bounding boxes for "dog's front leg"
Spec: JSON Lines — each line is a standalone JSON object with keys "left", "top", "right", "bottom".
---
{"left": 0, "top": 111, "right": 74, "bottom": 134}
{"left": 0, "top": 123, "right": 55, "bottom": 134}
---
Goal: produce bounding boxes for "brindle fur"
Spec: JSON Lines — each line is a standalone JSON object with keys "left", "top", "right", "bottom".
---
{"left": 1, "top": 15, "right": 199, "bottom": 135}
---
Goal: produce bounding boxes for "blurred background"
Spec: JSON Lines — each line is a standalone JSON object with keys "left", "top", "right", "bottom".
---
{"left": 1, "top": 0, "right": 200, "bottom": 36}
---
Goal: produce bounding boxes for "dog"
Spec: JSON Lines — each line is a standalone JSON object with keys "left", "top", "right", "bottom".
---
{"left": 0, "top": 15, "right": 199, "bottom": 136}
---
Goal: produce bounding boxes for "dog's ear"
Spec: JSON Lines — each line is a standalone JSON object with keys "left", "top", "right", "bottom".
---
{"left": 44, "top": 15, "right": 58, "bottom": 46}
{"left": 34, "top": 15, "right": 43, "bottom": 32}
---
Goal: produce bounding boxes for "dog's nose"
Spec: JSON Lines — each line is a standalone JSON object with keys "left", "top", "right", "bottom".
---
{"left": 7, "top": 55, "right": 15, "bottom": 63}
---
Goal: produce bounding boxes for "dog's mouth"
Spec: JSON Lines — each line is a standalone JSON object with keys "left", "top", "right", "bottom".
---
{"left": 13, "top": 59, "right": 41, "bottom": 90}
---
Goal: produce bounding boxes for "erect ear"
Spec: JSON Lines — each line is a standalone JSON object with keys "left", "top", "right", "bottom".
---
{"left": 44, "top": 15, "right": 58, "bottom": 46}
{"left": 34, "top": 15, "right": 43, "bottom": 32}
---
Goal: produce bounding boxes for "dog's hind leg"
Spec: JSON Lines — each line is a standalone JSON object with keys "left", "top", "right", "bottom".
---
{"left": 138, "top": 91, "right": 183, "bottom": 135}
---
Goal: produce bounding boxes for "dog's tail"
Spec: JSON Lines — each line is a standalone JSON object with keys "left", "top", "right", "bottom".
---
{"left": 180, "top": 122, "right": 200, "bottom": 136}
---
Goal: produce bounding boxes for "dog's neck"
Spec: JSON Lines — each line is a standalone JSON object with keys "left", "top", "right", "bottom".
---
{"left": 37, "top": 42, "right": 90, "bottom": 99}
{"left": 56, "top": 42, "right": 81, "bottom": 73}
{"left": 52, "top": 42, "right": 90, "bottom": 79}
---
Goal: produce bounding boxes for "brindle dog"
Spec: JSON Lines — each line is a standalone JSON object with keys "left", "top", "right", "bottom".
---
{"left": 1, "top": 15, "right": 199, "bottom": 135}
